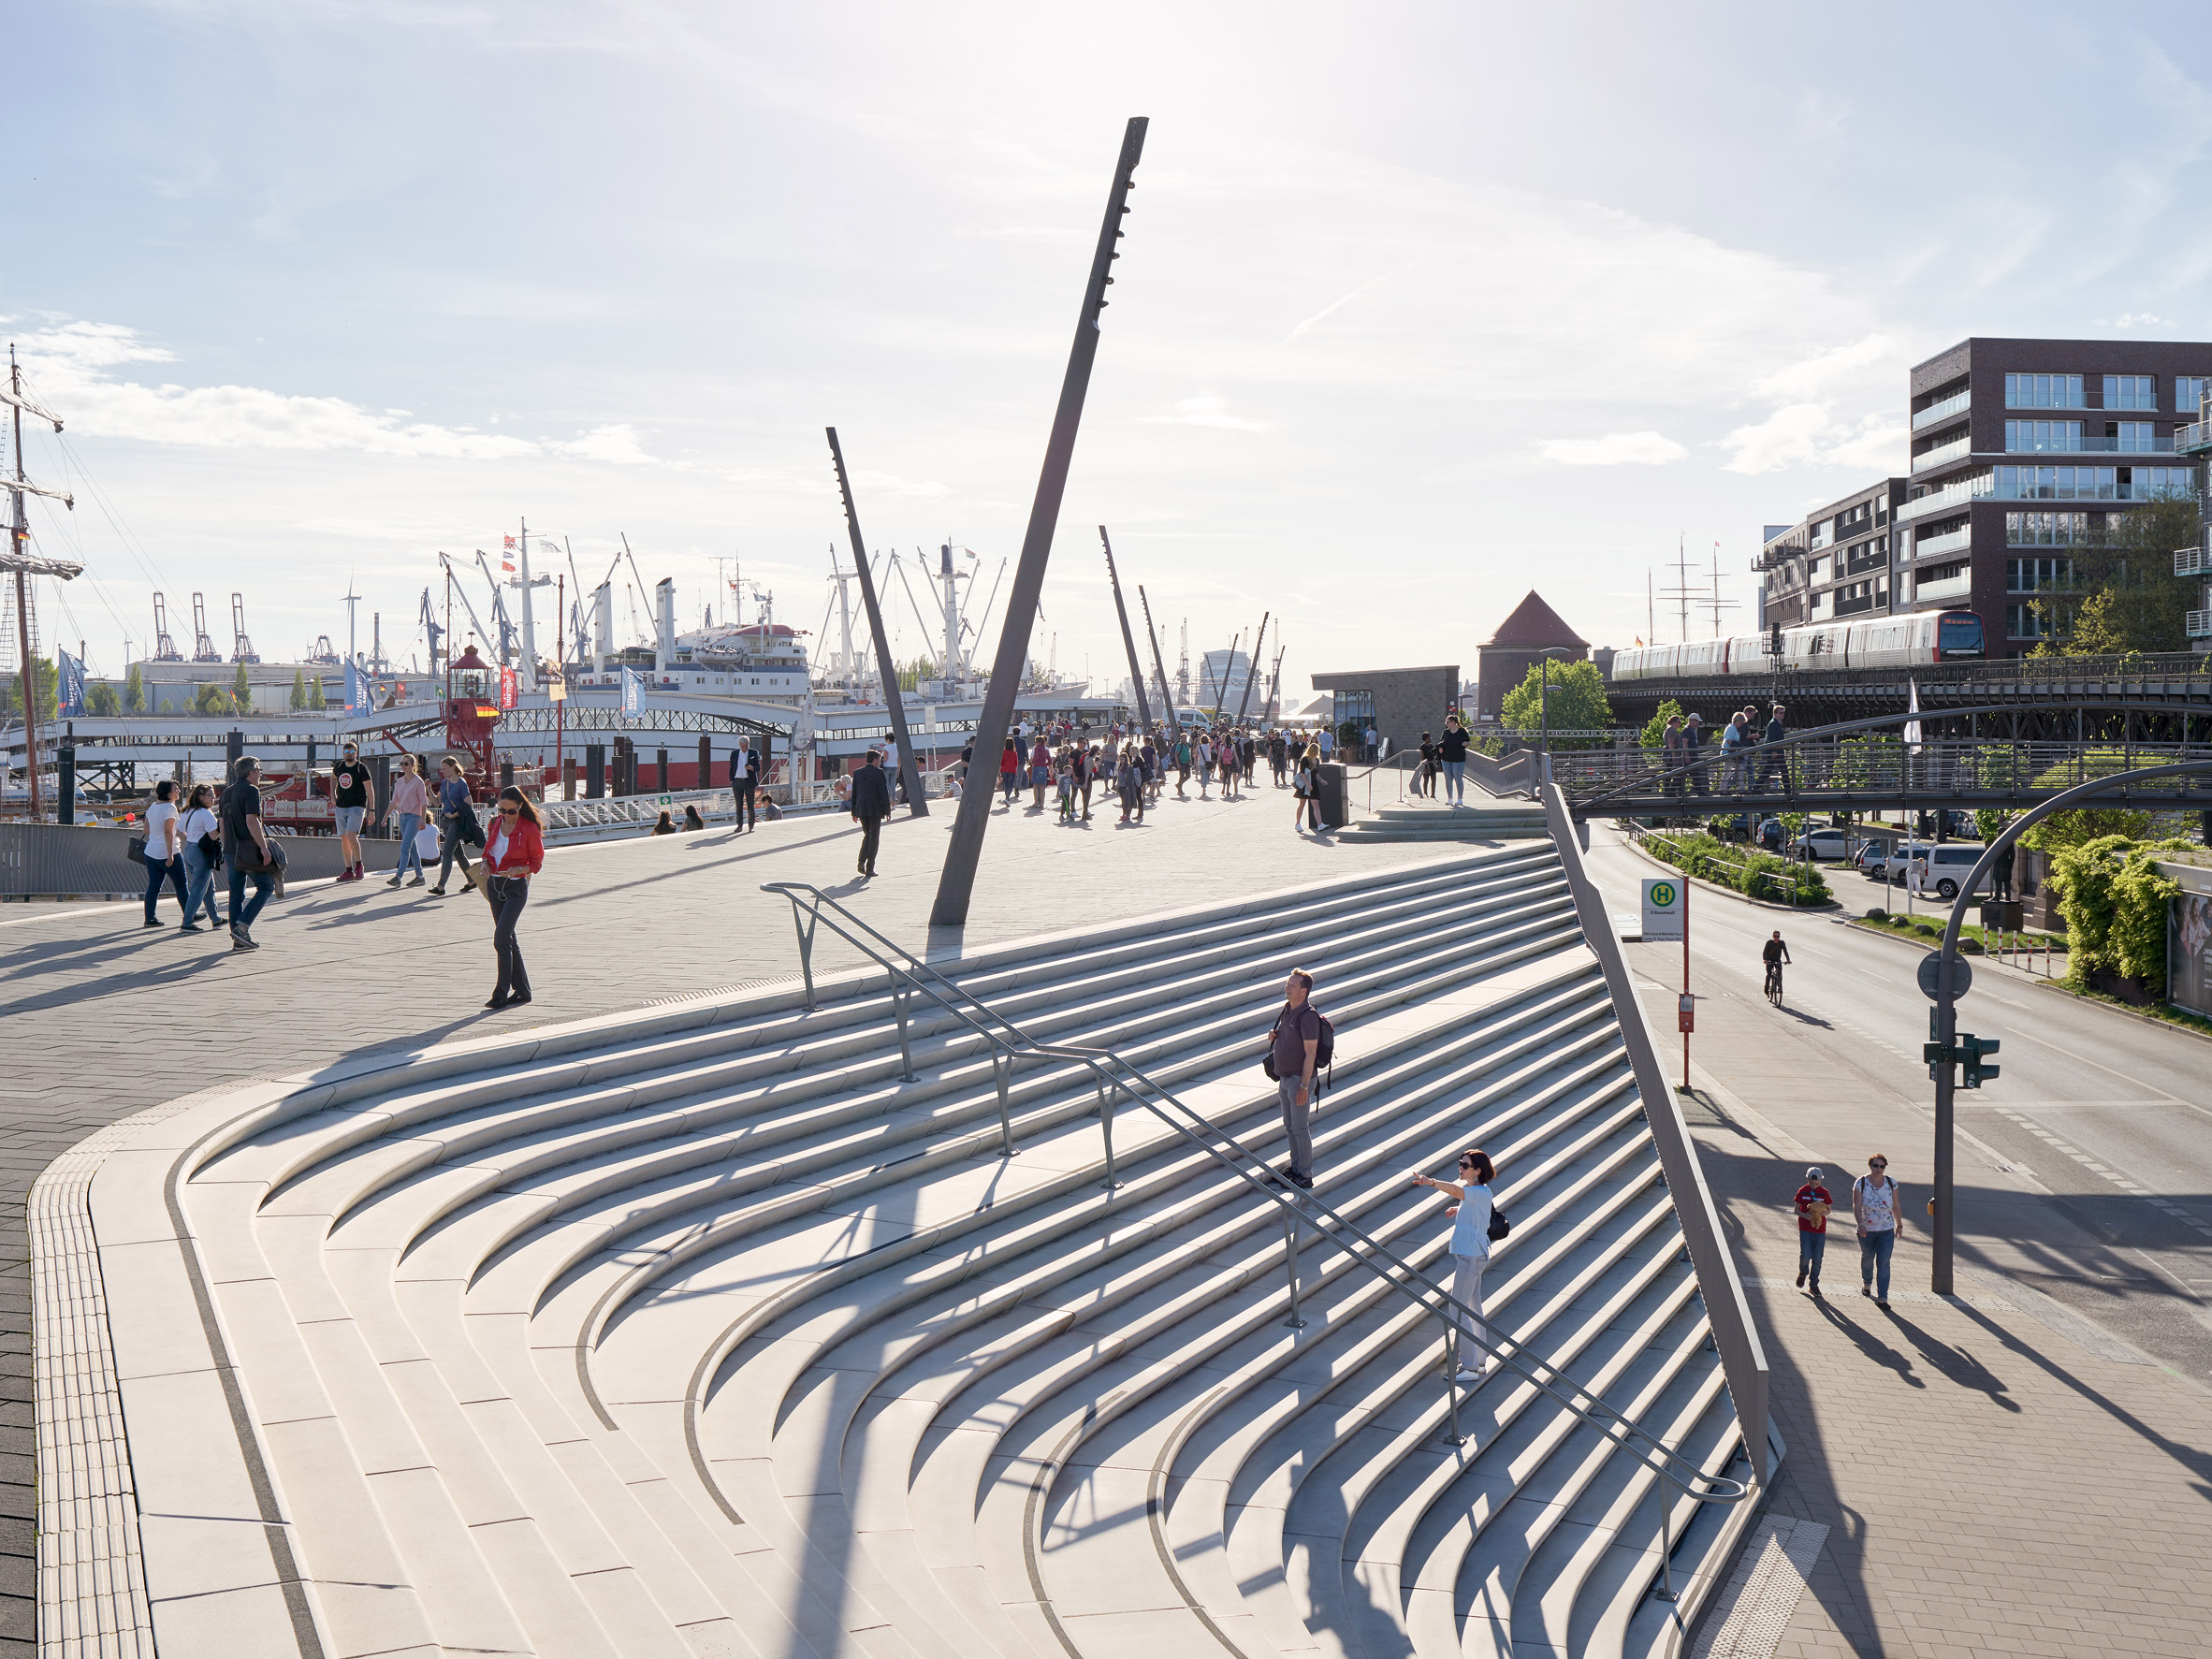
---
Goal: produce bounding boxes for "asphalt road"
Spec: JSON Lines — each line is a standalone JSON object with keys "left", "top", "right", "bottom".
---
{"left": 1581, "top": 822, "right": 2212, "bottom": 1386}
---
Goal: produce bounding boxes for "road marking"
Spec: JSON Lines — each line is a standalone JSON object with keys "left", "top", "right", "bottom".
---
{"left": 1991, "top": 1109, "right": 2212, "bottom": 1239}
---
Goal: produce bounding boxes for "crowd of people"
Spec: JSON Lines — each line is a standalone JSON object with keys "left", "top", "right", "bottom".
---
{"left": 1657, "top": 703, "right": 1793, "bottom": 796}
{"left": 947, "top": 717, "right": 1346, "bottom": 833}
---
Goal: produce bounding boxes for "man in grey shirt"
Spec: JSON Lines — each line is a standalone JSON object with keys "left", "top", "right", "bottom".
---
{"left": 1269, "top": 969, "right": 1322, "bottom": 1189}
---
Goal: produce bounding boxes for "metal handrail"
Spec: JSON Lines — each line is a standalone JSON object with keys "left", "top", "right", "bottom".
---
{"left": 762, "top": 879, "right": 1753, "bottom": 1546}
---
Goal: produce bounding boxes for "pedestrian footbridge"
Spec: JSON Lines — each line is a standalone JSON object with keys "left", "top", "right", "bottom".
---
{"left": 40, "top": 808, "right": 1771, "bottom": 1657}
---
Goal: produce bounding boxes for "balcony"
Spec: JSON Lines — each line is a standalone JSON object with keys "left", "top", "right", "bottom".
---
{"left": 2003, "top": 433, "right": 2175, "bottom": 455}
{"left": 1900, "top": 472, "right": 1994, "bottom": 521}
{"left": 1914, "top": 388, "right": 1972, "bottom": 430}
{"left": 1915, "top": 572, "right": 1974, "bottom": 604}
{"left": 2177, "top": 546, "right": 2210, "bottom": 578}
{"left": 1912, "top": 436, "right": 1972, "bottom": 473}
{"left": 2176, "top": 421, "right": 2212, "bottom": 456}
{"left": 2190, "top": 609, "right": 2212, "bottom": 639}
{"left": 1914, "top": 526, "right": 1972, "bottom": 560}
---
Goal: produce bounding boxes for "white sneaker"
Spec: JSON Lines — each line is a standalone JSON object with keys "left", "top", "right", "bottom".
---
{"left": 1453, "top": 1367, "right": 1484, "bottom": 1386}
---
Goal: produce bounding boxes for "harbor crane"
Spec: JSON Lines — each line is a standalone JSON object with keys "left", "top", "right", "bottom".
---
{"left": 150, "top": 594, "right": 182, "bottom": 662}
{"left": 229, "top": 592, "right": 259, "bottom": 662}
{"left": 189, "top": 592, "right": 223, "bottom": 662}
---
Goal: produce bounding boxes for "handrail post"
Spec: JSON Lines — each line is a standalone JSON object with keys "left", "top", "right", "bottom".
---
{"left": 1282, "top": 1201, "right": 1306, "bottom": 1330}
{"left": 1098, "top": 1077, "right": 1118, "bottom": 1190}
{"left": 1652, "top": 1480, "right": 1678, "bottom": 1602}
{"left": 789, "top": 898, "right": 819, "bottom": 1011}
{"left": 995, "top": 1054, "right": 1016, "bottom": 1157}
{"left": 895, "top": 983, "right": 914, "bottom": 1082}
{"left": 1440, "top": 1316, "right": 1468, "bottom": 1447}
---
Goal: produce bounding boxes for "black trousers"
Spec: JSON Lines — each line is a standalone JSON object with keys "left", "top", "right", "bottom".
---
{"left": 489, "top": 876, "right": 531, "bottom": 999}
{"left": 734, "top": 781, "right": 757, "bottom": 830}
{"left": 857, "top": 816, "right": 882, "bottom": 871}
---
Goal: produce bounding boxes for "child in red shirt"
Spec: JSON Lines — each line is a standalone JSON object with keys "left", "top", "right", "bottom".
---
{"left": 1795, "top": 1166, "right": 1832, "bottom": 1296}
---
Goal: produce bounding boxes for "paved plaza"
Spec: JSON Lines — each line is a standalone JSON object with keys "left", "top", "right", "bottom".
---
{"left": 0, "top": 783, "right": 1442, "bottom": 1654}
{"left": 9, "top": 787, "right": 2212, "bottom": 1654}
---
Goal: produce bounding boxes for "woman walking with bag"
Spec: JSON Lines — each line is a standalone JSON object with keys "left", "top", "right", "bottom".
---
{"left": 140, "top": 779, "right": 189, "bottom": 927}
{"left": 1411, "top": 1148, "right": 1502, "bottom": 1385}
{"left": 179, "top": 783, "right": 225, "bottom": 934}
{"left": 482, "top": 786, "right": 544, "bottom": 1010}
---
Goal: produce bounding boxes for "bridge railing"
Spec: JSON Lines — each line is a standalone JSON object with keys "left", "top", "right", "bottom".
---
{"left": 1554, "top": 737, "right": 2212, "bottom": 804}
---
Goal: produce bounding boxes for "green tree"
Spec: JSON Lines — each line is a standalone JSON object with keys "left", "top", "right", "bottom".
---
{"left": 1638, "top": 698, "right": 1684, "bottom": 750}
{"left": 0, "top": 657, "right": 60, "bottom": 720}
{"left": 232, "top": 662, "right": 254, "bottom": 711}
{"left": 85, "top": 682, "right": 122, "bottom": 716}
{"left": 2045, "top": 835, "right": 2188, "bottom": 989}
{"left": 1499, "top": 659, "right": 1611, "bottom": 749}
{"left": 2034, "top": 494, "right": 2202, "bottom": 655}
{"left": 895, "top": 656, "right": 936, "bottom": 692}
{"left": 124, "top": 662, "right": 145, "bottom": 712}
{"left": 307, "top": 673, "right": 326, "bottom": 709}
{"left": 193, "top": 682, "right": 233, "bottom": 716}
{"left": 289, "top": 667, "right": 308, "bottom": 709}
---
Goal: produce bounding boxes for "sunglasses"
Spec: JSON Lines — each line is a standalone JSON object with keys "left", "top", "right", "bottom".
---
{"left": 499, "top": 806, "right": 520, "bottom": 816}
{"left": 1870, "top": 1159, "right": 1887, "bottom": 1168}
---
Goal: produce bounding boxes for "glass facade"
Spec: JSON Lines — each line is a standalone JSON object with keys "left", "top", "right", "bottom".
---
{"left": 2005, "top": 511, "right": 2092, "bottom": 546}
{"left": 2103, "top": 374, "right": 2157, "bottom": 411}
{"left": 2005, "top": 419, "right": 2082, "bottom": 451}
{"left": 1990, "top": 465, "right": 2193, "bottom": 501}
{"left": 2178, "top": 376, "right": 2209, "bottom": 416}
{"left": 1332, "top": 689, "right": 1375, "bottom": 730}
{"left": 2006, "top": 557, "right": 2074, "bottom": 592}
{"left": 2006, "top": 373, "right": 2085, "bottom": 408}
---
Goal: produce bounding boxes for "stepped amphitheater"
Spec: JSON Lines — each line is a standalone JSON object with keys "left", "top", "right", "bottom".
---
{"left": 37, "top": 810, "right": 1772, "bottom": 1658}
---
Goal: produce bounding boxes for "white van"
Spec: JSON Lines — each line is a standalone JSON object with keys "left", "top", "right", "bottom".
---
{"left": 1887, "top": 843, "right": 1989, "bottom": 900}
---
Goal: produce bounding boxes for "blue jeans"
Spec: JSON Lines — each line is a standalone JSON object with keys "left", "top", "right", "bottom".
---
{"left": 228, "top": 866, "right": 274, "bottom": 933}
{"left": 1797, "top": 1230, "right": 1826, "bottom": 1286}
{"left": 142, "top": 852, "right": 187, "bottom": 921}
{"left": 1276, "top": 1074, "right": 1313, "bottom": 1180}
{"left": 1860, "top": 1229, "right": 1895, "bottom": 1299}
{"left": 394, "top": 813, "right": 423, "bottom": 879}
{"left": 182, "top": 846, "right": 224, "bottom": 926}
{"left": 1442, "top": 759, "right": 1465, "bottom": 803}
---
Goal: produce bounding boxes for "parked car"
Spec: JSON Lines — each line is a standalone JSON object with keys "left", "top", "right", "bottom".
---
{"left": 1795, "top": 827, "right": 1852, "bottom": 862}
{"left": 1884, "top": 843, "right": 1991, "bottom": 900}
{"left": 1755, "top": 817, "right": 1787, "bottom": 851}
{"left": 1856, "top": 842, "right": 1893, "bottom": 879}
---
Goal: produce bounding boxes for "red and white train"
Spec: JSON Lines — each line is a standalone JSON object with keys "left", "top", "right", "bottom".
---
{"left": 1608, "top": 609, "right": 1986, "bottom": 682}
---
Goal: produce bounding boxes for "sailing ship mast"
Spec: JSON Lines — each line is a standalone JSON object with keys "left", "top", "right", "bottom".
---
{"left": 2, "top": 346, "right": 80, "bottom": 820}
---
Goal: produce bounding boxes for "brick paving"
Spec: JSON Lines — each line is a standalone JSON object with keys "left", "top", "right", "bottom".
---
{"left": 1681, "top": 1076, "right": 2212, "bottom": 1657}
{"left": 0, "top": 785, "right": 1444, "bottom": 1654}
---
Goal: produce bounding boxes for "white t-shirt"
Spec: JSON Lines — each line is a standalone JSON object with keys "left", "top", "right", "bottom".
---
{"left": 1449, "top": 1185, "right": 1494, "bottom": 1259}
{"left": 488, "top": 827, "right": 509, "bottom": 865}
{"left": 182, "top": 806, "right": 219, "bottom": 848}
{"left": 1855, "top": 1174, "right": 1898, "bottom": 1231}
{"left": 146, "top": 801, "right": 179, "bottom": 857}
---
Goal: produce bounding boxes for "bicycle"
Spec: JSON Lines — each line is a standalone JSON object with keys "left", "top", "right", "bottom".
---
{"left": 1764, "top": 959, "right": 1783, "bottom": 1005}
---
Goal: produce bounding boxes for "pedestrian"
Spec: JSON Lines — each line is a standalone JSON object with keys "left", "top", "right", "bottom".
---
{"left": 1720, "top": 713, "right": 1746, "bottom": 793}
{"left": 140, "top": 779, "right": 188, "bottom": 927}
{"left": 1683, "top": 712, "right": 1710, "bottom": 795}
{"left": 386, "top": 754, "right": 429, "bottom": 888}
{"left": 1267, "top": 969, "right": 1322, "bottom": 1189}
{"left": 1173, "top": 733, "right": 1192, "bottom": 796}
{"left": 1221, "top": 732, "right": 1239, "bottom": 797}
{"left": 220, "top": 754, "right": 277, "bottom": 953}
{"left": 1416, "top": 731, "right": 1435, "bottom": 798}
{"left": 1660, "top": 716, "right": 1686, "bottom": 801}
{"left": 1994, "top": 841, "right": 2016, "bottom": 901}
{"left": 1269, "top": 729, "right": 1288, "bottom": 786}
{"left": 1795, "top": 1166, "right": 1832, "bottom": 1296}
{"left": 851, "top": 747, "right": 891, "bottom": 876}
{"left": 1293, "top": 742, "right": 1324, "bottom": 833}
{"left": 1905, "top": 848, "right": 1929, "bottom": 899}
{"left": 1077, "top": 744, "right": 1097, "bottom": 821}
{"left": 1411, "top": 1148, "right": 1495, "bottom": 1382}
{"left": 178, "top": 782, "right": 225, "bottom": 934}
{"left": 1854, "top": 1153, "right": 1899, "bottom": 1308}
{"left": 1365, "top": 724, "right": 1378, "bottom": 764}
{"left": 882, "top": 734, "right": 904, "bottom": 806}
{"left": 481, "top": 785, "right": 544, "bottom": 1010}
{"left": 1242, "top": 733, "right": 1258, "bottom": 785}
{"left": 1763, "top": 704, "right": 1791, "bottom": 793}
{"left": 1056, "top": 746, "right": 1076, "bottom": 821}
{"left": 998, "top": 738, "right": 1020, "bottom": 806}
{"left": 428, "top": 756, "right": 480, "bottom": 897}
{"left": 682, "top": 803, "right": 706, "bottom": 830}
{"left": 1031, "top": 735, "right": 1052, "bottom": 809}
{"left": 730, "top": 735, "right": 761, "bottom": 832}
{"left": 651, "top": 808, "right": 677, "bottom": 835}
{"left": 1317, "top": 726, "right": 1334, "bottom": 762}
{"left": 328, "top": 740, "right": 377, "bottom": 882}
{"left": 1437, "top": 714, "right": 1472, "bottom": 806}
{"left": 1195, "top": 733, "right": 1213, "bottom": 797}
{"left": 1142, "top": 735, "right": 1161, "bottom": 806}
{"left": 1115, "top": 745, "right": 1144, "bottom": 822}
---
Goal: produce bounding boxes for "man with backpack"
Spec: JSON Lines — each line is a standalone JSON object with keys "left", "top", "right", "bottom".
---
{"left": 1266, "top": 968, "right": 1330, "bottom": 1189}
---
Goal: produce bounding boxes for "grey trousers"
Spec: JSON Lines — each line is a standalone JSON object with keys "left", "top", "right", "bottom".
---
{"left": 1449, "top": 1251, "right": 1488, "bottom": 1351}
{"left": 1276, "top": 1074, "right": 1313, "bottom": 1178}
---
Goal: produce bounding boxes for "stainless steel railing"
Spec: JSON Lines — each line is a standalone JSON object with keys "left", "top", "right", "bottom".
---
{"left": 762, "top": 878, "right": 1752, "bottom": 1594}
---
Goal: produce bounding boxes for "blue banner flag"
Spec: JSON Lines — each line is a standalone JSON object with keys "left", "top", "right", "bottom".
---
{"left": 345, "top": 660, "right": 368, "bottom": 715}
{"left": 57, "top": 650, "right": 85, "bottom": 717}
{"left": 621, "top": 667, "right": 642, "bottom": 716}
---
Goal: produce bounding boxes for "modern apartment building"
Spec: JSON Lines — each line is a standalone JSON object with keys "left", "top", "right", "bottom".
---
{"left": 1761, "top": 338, "right": 2212, "bottom": 656}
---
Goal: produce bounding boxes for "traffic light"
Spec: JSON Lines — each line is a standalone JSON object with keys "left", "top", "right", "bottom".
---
{"left": 1961, "top": 1033, "right": 2001, "bottom": 1089}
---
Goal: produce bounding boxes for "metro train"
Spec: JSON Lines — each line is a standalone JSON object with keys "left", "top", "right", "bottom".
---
{"left": 1608, "top": 609, "right": 1986, "bottom": 682}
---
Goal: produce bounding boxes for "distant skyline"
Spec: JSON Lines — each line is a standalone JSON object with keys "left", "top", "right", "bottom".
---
{"left": 10, "top": 2, "right": 2212, "bottom": 697}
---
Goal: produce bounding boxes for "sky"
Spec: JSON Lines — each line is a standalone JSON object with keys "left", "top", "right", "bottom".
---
{"left": 9, "top": 1, "right": 2212, "bottom": 703}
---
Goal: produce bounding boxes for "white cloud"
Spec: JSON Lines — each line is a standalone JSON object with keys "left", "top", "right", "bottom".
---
{"left": 1717, "top": 404, "right": 1904, "bottom": 475}
{"left": 852, "top": 468, "right": 950, "bottom": 497}
{"left": 1140, "top": 396, "right": 1273, "bottom": 432}
{"left": 2101, "top": 311, "right": 2176, "bottom": 328}
{"left": 1754, "top": 334, "right": 1900, "bottom": 402}
{"left": 1535, "top": 430, "right": 1687, "bottom": 467}
{"left": 559, "top": 424, "right": 656, "bottom": 466}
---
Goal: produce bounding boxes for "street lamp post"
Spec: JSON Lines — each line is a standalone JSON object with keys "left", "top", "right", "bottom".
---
{"left": 1926, "top": 758, "right": 2212, "bottom": 1293}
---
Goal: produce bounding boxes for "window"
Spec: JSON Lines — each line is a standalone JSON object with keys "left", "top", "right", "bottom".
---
{"left": 2006, "top": 602, "right": 2072, "bottom": 639}
{"left": 2124, "top": 465, "right": 2194, "bottom": 499}
{"left": 2115, "top": 421, "right": 2158, "bottom": 453}
{"left": 2005, "top": 511, "right": 2091, "bottom": 546}
{"left": 2103, "top": 374, "right": 2156, "bottom": 411}
{"left": 2006, "top": 373, "right": 2085, "bottom": 408}
{"left": 1993, "top": 465, "right": 2115, "bottom": 500}
{"left": 2004, "top": 420, "right": 2081, "bottom": 452}
{"left": 2006, "top": 557, "right": 2074, "bottom": 592}
{"left": 2177, "top": 376, "right": 2209, "bottom": 416}
{"left": 1809, "top": 521, "right": 1830, "bottom": 549}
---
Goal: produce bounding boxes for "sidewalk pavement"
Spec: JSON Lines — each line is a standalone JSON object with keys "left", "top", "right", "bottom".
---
{"left": 1674, "top": 1062, "right": 2212, "bottom": 1658}
{"left": 0, "top": 785, "right": 1448, "bottom": 1655}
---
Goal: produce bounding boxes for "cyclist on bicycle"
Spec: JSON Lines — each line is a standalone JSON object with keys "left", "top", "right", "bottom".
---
{"left": 1762, "top": 930, "right": 1791, "bottom": 997}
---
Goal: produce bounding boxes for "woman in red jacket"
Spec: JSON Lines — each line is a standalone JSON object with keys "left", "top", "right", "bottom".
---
{"left": 482, "top": 786, "right": 545, "bottom": 1009}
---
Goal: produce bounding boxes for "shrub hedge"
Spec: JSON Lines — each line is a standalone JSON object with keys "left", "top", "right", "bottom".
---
{"left": 1642, "top": 830, "right": 1831, "bottom": 907}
